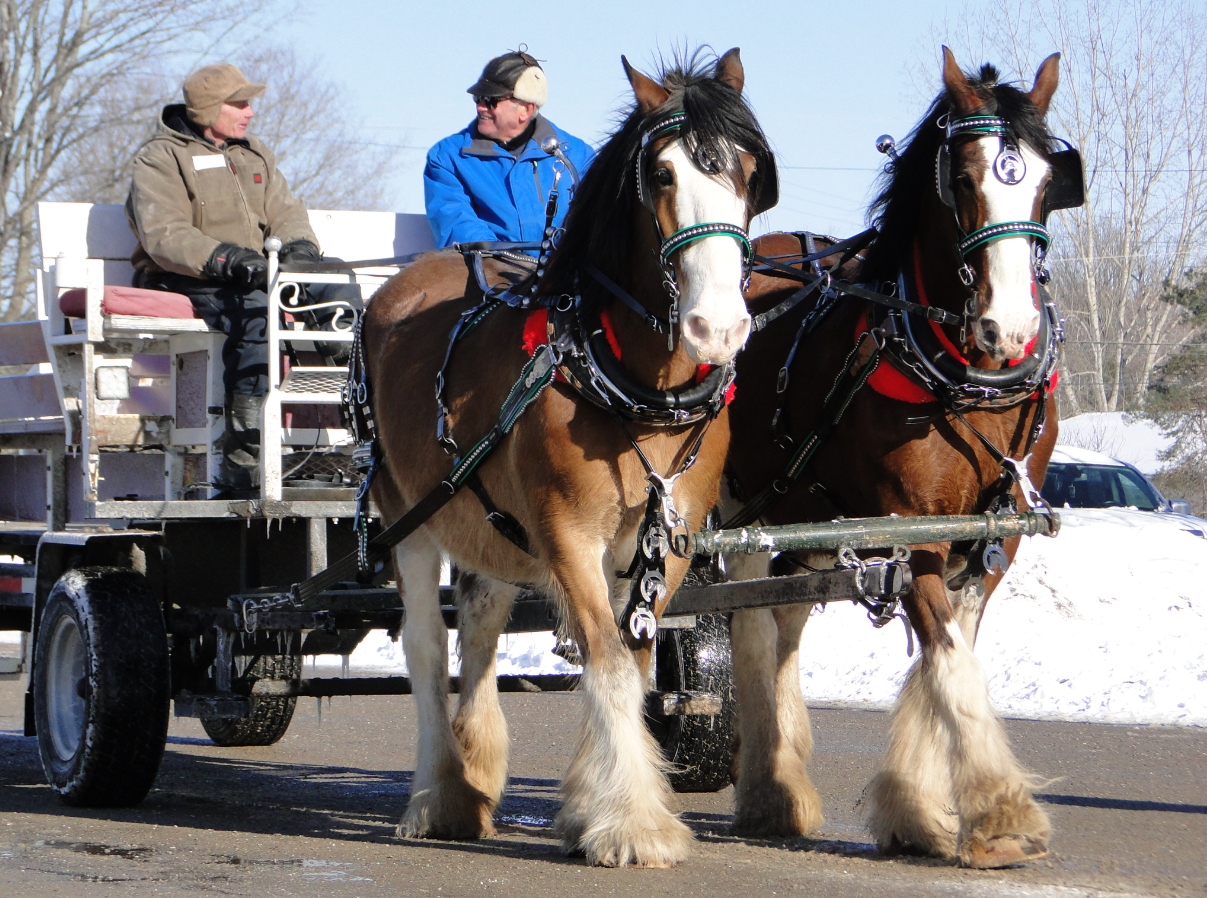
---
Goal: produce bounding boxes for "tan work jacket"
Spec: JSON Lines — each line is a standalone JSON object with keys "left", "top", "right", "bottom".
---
{"left": 125, "top": 105, "right": 318, "bottom": 279}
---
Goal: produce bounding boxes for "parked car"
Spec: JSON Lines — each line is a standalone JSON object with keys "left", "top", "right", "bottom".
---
{"left": 1041, "top": 445, "right": 1205, "bottom": 521}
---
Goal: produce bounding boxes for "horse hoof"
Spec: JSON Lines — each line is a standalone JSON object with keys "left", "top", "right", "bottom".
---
{"left": 963, "top": 835, "right": 1048, "bottom": 869}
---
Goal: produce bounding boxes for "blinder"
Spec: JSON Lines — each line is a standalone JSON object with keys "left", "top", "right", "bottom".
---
{"left": 1043, "top": 141, "right": 1085, "bottom": 217}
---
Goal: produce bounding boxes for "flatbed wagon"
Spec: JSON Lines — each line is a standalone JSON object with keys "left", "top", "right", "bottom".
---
{"left": 0, "top": 202, "right": 1056, "bottom": 805}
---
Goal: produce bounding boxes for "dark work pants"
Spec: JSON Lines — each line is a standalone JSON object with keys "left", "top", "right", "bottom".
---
{"left": 137, "top": 272, "right": 269, "bottom": 396}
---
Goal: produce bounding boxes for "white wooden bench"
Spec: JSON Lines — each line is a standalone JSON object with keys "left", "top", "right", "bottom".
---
{"left": 0, "top": 201, "right": 434, "bottom": 519}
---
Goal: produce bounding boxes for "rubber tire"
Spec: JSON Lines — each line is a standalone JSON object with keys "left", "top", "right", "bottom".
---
{"left": 33, "top": 567, "right": 170, "bottom": 807}
{"left": 649, "top": 613, "right": 737, "bottom": 792}
{"left": 200, "top": 653, "right": 300, "bottom": 747}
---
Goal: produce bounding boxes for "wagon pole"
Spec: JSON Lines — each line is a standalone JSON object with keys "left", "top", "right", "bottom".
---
{"left": 689, "top": 510, "right": 1060, "bottom": 556}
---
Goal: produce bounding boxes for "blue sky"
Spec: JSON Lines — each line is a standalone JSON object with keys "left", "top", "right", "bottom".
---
{"left": 274, "top": 0, "right": 1033, "bottom": 238}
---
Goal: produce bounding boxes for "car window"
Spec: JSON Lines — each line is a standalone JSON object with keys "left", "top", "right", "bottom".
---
{"left": 1041, "top": 462, "right": 1163, "bottom": 510}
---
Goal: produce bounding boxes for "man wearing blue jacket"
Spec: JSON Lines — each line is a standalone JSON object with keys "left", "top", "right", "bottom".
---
{"left": 424, "top": 49, "right": 594, "bottom": 247}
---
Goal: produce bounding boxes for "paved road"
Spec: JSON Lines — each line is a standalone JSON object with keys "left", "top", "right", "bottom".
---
{"left": 1, "top": 675, "right": 1205, "bottom": 897}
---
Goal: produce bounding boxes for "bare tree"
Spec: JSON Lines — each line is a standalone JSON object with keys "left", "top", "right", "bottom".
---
{"left": 942, "top": 0, "right": 1207, "bottom": 414}
{"left": 239, "top": 46, "right": 400, "bottom": 211}
{"left": 0, "top": 0, "right": 257, "bottom": 322}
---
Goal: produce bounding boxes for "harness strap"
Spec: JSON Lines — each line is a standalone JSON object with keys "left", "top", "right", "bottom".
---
{"left": 584, "top": 264, "right": 671, "bottom": 334}
{"left": 751, "top": 270, "right": 830, "bottom": 333}
{"left": 465, "top": 471, "right": 532, "bottom": 555}
{"left": 293, "top": 345, "right": 559, "bottom": 603}
{"left": 771, "top": 291, "right": 842, "bottom": 443}
{"left": 724, "top": 332, "right": 881, "bottom": 528}
{"left": 658, "top": 222, "right": 752, "bottom": 269}
{"left": 957, "top": 221, "right": 1050, "bottom": 256}
{"left": 436, "top": 298, "right": 504, "bottom": 453}
{"left": 280, "top": 241, "right": 543, "bottom": 273}
{"left": 836, "top": 280, "right": 964, "bottom": 326}
{"left": 751, "top": 228, "right": 877, "bottom": 275}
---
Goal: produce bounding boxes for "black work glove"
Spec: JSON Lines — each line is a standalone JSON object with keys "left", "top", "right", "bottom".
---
{"left": 278, "top": 239, "right": 322, "bottom": 265}
{"left": 204, "top": 243, "right": 268, "bottom": 291}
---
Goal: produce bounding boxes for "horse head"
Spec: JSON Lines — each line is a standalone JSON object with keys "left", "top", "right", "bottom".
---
{"left": 867, "top": 50, "right": 1083, "bottom": 368}
{"left": 543, "top": 48, "right": 767, "bottom": 371}
{"left": 620, "top": 51, "right": 772, "bottom": 365}
{"left": 935, "top": 47, "right": 1071, "bottom": 362}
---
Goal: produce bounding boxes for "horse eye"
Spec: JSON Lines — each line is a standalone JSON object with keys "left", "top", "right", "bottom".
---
{"left": 654, "top": 168, "right": 674, "bottom": 187}
{"left": 955, "top": 172, "right": 974, "bottom": 191}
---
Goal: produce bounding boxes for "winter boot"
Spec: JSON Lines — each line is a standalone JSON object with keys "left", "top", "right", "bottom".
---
{"left": 216, "top": 392, "right": 264, "bottom": 497}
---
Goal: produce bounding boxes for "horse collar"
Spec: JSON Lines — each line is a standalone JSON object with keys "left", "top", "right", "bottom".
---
{"left": 871, "top": 260, "right": 1062, "bottom": 410}
{"left": 539, "top": 297, "right": 735, "bottom": 426}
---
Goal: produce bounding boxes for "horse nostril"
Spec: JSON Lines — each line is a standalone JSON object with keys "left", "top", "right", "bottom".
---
{"left": 980, "top": 319, "right": 1000, "bottom": 345}
{"left": 684, "top": 313, "right": 712, "bottom": 344}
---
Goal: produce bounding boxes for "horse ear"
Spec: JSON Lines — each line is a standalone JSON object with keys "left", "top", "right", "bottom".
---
{"left": 941, "top": 45, "right": 980, "bottom": 115}
{"left": 1027, "top": 52, "right": 1061, "bottom": 118}
{"left": 715, "top": 47, "right": 744, "bottom": 95}
{"left": 623, "top": 55, "right": 670, "bottom": 114}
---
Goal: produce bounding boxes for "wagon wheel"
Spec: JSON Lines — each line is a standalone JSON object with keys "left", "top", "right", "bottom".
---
{"left": 648, "top": 613, "right": 736, "bottom": 792}
{"left": 33, "top": 567, "right": 170, "bottom": 807}
{"left": 200, "top": 652, "right": 301, "bottom": 747}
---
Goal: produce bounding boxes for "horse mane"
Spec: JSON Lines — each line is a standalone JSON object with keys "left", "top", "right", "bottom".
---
{"left": 862, "top": 63, "right": 1056, "bottom": 284}
{"left": 541, "top": 49, "right": 772, "bottom": 297}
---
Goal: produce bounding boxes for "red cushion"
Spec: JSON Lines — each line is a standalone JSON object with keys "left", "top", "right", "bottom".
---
{"left": 59, "top": 286, "right": 198, "bottom": 320}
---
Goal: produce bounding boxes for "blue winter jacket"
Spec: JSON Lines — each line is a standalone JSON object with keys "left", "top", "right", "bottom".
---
{"left": 424, "top": 115, "right": 595, "bottom": 247}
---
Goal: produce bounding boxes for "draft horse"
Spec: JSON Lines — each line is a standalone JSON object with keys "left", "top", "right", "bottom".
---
{"left": 724, "top": 48, "right": 1079, "bottom": 867}
{"left": 361, "top": 50, "right": 776, "bottom": 866}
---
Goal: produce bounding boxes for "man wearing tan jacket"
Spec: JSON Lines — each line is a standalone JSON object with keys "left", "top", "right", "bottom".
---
{"left": 127, "top": 63, "right": 321, "bottom": 495}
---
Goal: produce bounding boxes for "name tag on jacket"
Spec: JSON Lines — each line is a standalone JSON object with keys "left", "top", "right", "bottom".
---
{"left": 192, "top": 155, "right": 226, "bottom": 172}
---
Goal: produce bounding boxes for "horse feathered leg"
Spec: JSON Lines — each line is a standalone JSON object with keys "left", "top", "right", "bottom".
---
{"left": 395, "top": 536, "right": 495, "bottom": 840}
{"left": 452, "top": 572, "right": 518, "bottom": 810}
{"left": 866, "top": 560, "right": 1049, "bottom": 866}
{"left": 933, "top": 615, "right": 1050, "bottom": 867}
{"left": 729, "top": 549, "right": 824, "bottom": 837}
{"left": 552, "top": 546, "right": 691, "bottom": 867}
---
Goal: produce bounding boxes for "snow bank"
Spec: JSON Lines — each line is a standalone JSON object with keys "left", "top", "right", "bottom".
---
{"left": 794, "top": 508, "right": 1207, "bottom": 726}
{"left": 1057, "top": 412, "right": 1172, "bottom": 475}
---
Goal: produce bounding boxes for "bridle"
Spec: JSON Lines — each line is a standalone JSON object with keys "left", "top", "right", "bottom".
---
{"left": 934, "top": 113, "right": 1084, "bottom": 290}
{"left": 628, "top": 112, "right": 777, "bottom": 344}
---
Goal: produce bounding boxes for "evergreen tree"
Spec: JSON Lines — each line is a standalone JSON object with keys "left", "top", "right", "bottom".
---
{"left": 1144, "top": 268, "right": 1207, "bottom": 514}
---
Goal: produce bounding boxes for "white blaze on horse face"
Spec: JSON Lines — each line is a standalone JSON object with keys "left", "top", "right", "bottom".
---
{"left": 971, "top": 139, "right": 1049, "bottom": 361}
{"left": 661, "top": 141, "right": 752, "bottom": 365}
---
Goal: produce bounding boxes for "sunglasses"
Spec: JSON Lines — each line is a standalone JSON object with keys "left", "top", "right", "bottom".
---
{"left": 474, "top": 95, "right": 514, "bottom": 110}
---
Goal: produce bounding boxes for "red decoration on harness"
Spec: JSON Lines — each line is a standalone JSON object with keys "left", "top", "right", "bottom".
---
{"left": 860, "top": 246, "right": 1056, "bottom": 403}
{"left": 522, "top": 307, "right": 734, "bottom": 403}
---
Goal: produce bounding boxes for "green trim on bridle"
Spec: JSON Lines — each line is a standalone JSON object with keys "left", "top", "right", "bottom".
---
{"left": 658, "top": 222, "right": 753, "bottom": 268}
{"left": 957, "top": 220, "right": 1050, "bottom": 257}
